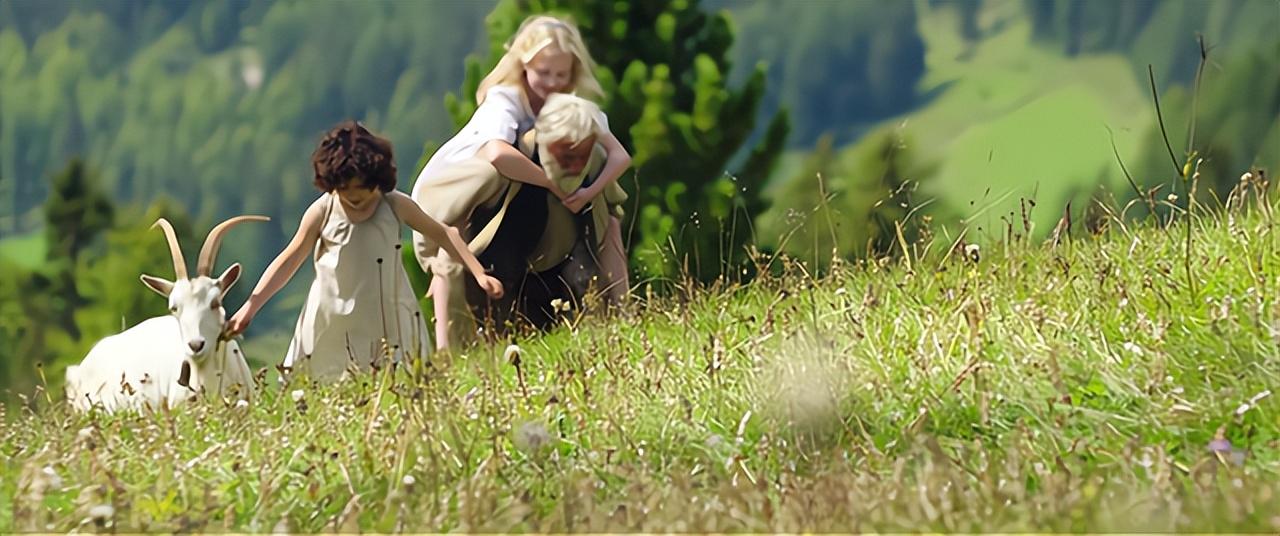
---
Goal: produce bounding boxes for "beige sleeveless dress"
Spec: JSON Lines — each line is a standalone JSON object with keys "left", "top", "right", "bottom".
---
{"left": 283, "top": 193, "right": 431, "bottom": 382}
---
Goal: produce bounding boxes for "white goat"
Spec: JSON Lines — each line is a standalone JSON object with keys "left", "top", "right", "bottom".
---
{"left": 65, "top": 216, "right": 267, "bottom": 413}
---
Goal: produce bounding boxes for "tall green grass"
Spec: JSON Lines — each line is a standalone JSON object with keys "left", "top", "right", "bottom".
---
{"left": 3, "top": 180, "right": 1278, "bottom": 532}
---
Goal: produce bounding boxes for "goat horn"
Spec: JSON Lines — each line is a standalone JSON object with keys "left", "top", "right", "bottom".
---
{"left": 197, "top": 215, "right": 270, "bottom": 276}
{"left": 151, "top": 218, "right": 188, "bottom": 280}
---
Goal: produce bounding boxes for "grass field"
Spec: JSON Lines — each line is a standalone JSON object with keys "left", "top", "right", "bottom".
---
{"left": 3, "top": 183, "right": 1277, "bottom": 532}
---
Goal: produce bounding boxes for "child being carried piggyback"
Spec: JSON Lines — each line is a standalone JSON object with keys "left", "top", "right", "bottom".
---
{"left": 227, "top": 121, "right": 503, "bottom": 382}
{"left": 522, "top": 92, "right": 630, "bottom": 286}
{"left": 411, "top": 14, "right": 633, "bottom": 350}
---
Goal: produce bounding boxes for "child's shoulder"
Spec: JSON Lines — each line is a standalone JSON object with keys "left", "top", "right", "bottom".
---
{"left": 383, "top": 190, "right": 410, "bottom": 204}
{"left": 302, "top": 193, "right": 335, "bottom": 218}
{"left": 484, "top": 84, "right": 523, "bottom": 105}
{"left": 307, "top": 192, "right": 334, "bottom": 209}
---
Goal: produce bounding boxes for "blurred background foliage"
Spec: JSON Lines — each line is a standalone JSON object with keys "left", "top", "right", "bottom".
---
{"left": 0, "top": 0, "right": 1277, "bottom": 399}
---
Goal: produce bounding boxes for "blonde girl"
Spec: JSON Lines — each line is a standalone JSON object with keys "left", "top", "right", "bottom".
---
{"left": 412, "top": 14, "right": 632, "bottom": 350}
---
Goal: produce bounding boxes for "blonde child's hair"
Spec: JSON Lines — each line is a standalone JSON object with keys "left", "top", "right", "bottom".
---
{"left": 476, "top": 14, "right": 604, "bottom": 105}
{"left": 535, "top": 93, "right": 602, "bottom": 146}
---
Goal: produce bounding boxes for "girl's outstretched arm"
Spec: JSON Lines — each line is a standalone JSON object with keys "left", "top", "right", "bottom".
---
{"left": 563, "top": 128, "right": 632, "bottom": 213}
{"left": 387, "top": 192, "right": 504, "bottom": 299}
{"left": 227, "top": 200, "right": 325, "bottom": 334}
{"left": 478, "top": 140, "right": 568, "bottom": 200}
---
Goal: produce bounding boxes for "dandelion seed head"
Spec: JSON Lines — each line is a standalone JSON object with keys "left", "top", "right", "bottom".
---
{"left": 514, "top": 421, "right": 552, "bottom": 454}
{"left": 39, "top": 466, "right": 62, "bottom": 490}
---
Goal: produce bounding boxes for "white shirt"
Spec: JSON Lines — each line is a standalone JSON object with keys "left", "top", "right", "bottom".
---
{"left": 416, "top": 85, "right": 536, "bottom": 182}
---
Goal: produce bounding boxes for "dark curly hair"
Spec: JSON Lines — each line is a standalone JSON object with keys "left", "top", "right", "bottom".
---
{"left": 311, "top": 120, "right": 397, "bottom": 193}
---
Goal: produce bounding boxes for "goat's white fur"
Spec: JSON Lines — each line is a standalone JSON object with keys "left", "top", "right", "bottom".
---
{"left": 65, "top": 216, "right": 266, "bottom": 413}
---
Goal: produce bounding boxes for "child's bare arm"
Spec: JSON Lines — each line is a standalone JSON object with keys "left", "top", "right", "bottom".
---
{"left": 227, "top": 201, "right": 324, "bottom": 334}
{"left": 478, "top": 140, "right": 567, "bottom": 200}
{"left": 387, "top": 192, "right": 504, "bottom": 298}
{"left": 597, "top": 129, "right": 633, "bottom": 188}
{"left": 563, "top": 129, "right": 632, "bottom": 213}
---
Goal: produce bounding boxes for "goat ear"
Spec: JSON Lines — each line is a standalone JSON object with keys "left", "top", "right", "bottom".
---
{"left": 140, "top": 274, "right": 175, "bottom": 297}
{"left": 216, "top": 263, "right": 243, "bottom": 293}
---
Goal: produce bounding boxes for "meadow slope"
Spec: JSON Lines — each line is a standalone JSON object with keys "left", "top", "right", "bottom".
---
{"left": 3, "top": 185, "right": 1278, "bottom": 532}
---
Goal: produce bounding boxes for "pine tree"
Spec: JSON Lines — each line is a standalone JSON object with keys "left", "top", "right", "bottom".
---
{"left": 43, "top": 159, "right": 114, "bottom": 339}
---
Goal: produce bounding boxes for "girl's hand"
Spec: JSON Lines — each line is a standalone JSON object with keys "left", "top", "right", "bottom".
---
{"left": 226, "top": 305, "right": 255, "bottom": 335}
{"left": 476, "top": 274, "right": 505, "bottom": 299}
{"left": 548, "top": 183, "right": 570, "bottom": 201}
{"left": 562, "top": 188, "right": 593, "bottom": 213}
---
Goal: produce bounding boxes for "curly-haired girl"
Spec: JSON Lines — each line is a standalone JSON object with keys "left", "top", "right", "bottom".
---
{"left": 229, "top": 121, "right": 502, "bottom": 381}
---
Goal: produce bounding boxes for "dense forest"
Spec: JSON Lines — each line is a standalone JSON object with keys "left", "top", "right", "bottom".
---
{"left": 1, "top": 0, "right": 1277, "bottom": 398}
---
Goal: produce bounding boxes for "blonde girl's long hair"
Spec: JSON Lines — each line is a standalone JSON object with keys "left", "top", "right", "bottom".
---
{"left": 475, "top": 14, "right": 605, "bottom": 105}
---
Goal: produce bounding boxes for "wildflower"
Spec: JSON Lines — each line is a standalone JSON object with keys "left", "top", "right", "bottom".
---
{"left": 235, "top": 399, "right": 250, "bottom": 409}
{"left": 964, "top": 243, "right": 980, "bottom": 262}
{"left": 1208, "top": 437, "right": 1232, "bottom": 454}
{"left": 1206, "top": 426, "right": 1246, "bottom": 464}
{"left": 1122, "top": 342, "right": 1143, "bottom": 356}
{"left": 290, "top": 389, "right": 305, "bottom": 402}
{"left": 88, "top": 504, "right": 114, "bottom": 525}
{"left": 402, "top": 474, "right": 416, "bottom": 487}
{"left": 504, "top": 344, "right": 522, "bottom": 364}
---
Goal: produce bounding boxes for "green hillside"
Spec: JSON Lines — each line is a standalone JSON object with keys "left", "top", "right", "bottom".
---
{"left": 4, "top": 190, "right": 1277, "bottom": 532}
{"left": 756, "top": 0, "right": 1279, "bottom": 259}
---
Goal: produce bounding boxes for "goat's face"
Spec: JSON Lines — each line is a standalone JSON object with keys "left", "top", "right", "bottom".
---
{"left": 143, "top": 215, "right": 265, "bottom": 361}
{"left": 141, "top": 264, "right": 242, "bottom": 359}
